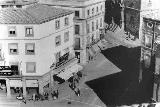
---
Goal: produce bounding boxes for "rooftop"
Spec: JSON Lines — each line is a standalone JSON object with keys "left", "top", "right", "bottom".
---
{"left": 0, "top": 3, "right": 74, "bottom": 24}
{"left": 0, "top": 0, "right": 37, "bottom": 6}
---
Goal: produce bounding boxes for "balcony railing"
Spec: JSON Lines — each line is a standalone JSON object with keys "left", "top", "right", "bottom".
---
{"left": 0, "top": 65, "right": 20, "bottom": 76}
{"left": 50, "top": 52, "right": 76, "bottom": 69}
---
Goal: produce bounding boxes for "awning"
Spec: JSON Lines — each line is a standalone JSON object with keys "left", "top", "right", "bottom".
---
{"left": 56, "top": 64, "right": 82, "bottom": 81}
{"left": 91, "top": 44, "right": 100, "bottom": 53}
{"left": 10, "top": 80, "right": 22, "bottom": 87}
{"left": 26, "top": 80, "right": 38, "bottom": 87}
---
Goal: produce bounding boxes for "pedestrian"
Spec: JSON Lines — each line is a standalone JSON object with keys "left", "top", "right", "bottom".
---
{"left": 32, "top": 93, "right": 36, "bottom": 101}
{"left": 74, "top": 88, "right": 80, "bottom": 97}
{"left": 22, "top": 98, "right": 26, "bottom": 104}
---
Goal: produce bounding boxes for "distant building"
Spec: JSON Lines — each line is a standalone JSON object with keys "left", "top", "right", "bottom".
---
{"left": 39, "top": 0, "right": 105, "bottom": 65}
{"left": 0, "top": 3, "right": 82, "bottom": 97}
{"left": 0, "top": 0, "right": 38, "bottom": 8}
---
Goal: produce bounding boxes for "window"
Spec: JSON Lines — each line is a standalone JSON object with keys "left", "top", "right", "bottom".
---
{"left": 96, "top": 20, "right": 99, "bottom": 29}
{"left": 8, "top": 43, "right": 18, "bottom": 55}
{"left": 55, "top": 20, "right": 60, "bottom": 29}
{"left": 25, "top": 27, "right": 33, "bottom": 37}
{"left": 26, "top": 62, "right": 36, "bottom": 73}
{"left": 75, "top": 25, "right": 80, "bottom": 34}
{"left": 96, "top": 6, "right": 99, "bottom": 13}
{"left": 101, "top": 5, "right": 103, "bottom": 11}
{"left": 16, "top": 5, "right": 22, "bottom": 8}
{"left": 8, "top": 26, "right": 16, "bottom": 36}
{"left": 75, "top": 11, "right": 79, "bottom": 17}
{"left": 25, "top": 43, "right": 35, "bottom": 55}
{"left": 92, "top": 21, "right": 94, "bottom": 31}
{"left": 55, "top": 35, "right": 61, "bottom": 46}
{"left": 87, "top": 9, "right": 90, "bottom": 16}
{"left": 64, "top": 31, "right": 69, "bottom": 42}
{"left": 92, "top": 8, "right": 94, "bottom": 15}
{"left": 74, "top": 38, "right": 81, "bottom": 50}
{"left": 55, "top": 52, "right": 61, "bottom": 62}
{"left": 87, "top": 23, "right": 90, "bottom": 33}
{"left": 64, "top": 17, "right": 69, "bottom": 26}
{"left": 9, "top": 62, "right": 19, "bottom": 75}
{"left": 100, "top": 18, "right": 103, "bottom": 27}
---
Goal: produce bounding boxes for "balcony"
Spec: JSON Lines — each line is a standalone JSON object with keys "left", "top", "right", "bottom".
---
{"left": 0, "top": 65, "right": 20, "bottom": 76}
{"left": 50, "top": 52, "right": 77, "bottom": 70}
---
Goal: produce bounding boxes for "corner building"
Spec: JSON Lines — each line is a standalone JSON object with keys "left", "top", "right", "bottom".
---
{"left": 40, "top": 0, "right": 105, "bottom": 65}
{"left": 0, "top": 3, "right": 82, "bottom": 97}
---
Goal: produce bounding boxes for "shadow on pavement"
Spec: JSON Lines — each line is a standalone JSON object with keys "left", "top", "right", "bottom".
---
{"left": 86, "top": 46, "right": 153, "bottom": 106}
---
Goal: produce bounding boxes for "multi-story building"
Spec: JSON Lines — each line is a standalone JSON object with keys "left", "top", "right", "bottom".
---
{"left": 39, "top": 0, "right": 105, "bottom": 65}
{"left": 0, "top": 3, "right": 82, "bottom": 97}
{"left": 0, "top": 0, "right": 38, "bottom": 9}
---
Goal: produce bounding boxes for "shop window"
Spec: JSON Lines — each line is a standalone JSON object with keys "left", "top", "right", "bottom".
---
{"left": 64, "top": 31, "right": 69, "bottom": 42}
{"left": 8, "top": 26, "right": 16, "bottom": 37}
{"left": 25, "top": 43, "right": 35, "bottom": 55}
{"left": 55, "top": 20, "right": 60, "bottom": 29}
{"left": 25, "top": 27, "right": 33, "bottom": 37}
{"left": 55, "top": 35, "right": 61, "bottom": 46}
{"left": 8, "top": 43, "right": 18, "bottom": 55}
{"left": 75, "top": 25, "right": 80, "bottom": 34}
{"left": 26, "top": 62, "right": 36, "bottom": 73}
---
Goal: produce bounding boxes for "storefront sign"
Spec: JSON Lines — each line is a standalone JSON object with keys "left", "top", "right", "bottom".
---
{"left": 0, "top": 66, "right": 11, "bottom": 70}
{"left": 26, "top": 80, "right": 38, "bottom": 87}
{"left": 10, "top": 80, "right": 22, "bottom": 87}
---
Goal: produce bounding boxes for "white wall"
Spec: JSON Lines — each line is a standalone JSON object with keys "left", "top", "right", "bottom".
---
{"left": 0, "top": 13, "right": 75, "bottom": 76}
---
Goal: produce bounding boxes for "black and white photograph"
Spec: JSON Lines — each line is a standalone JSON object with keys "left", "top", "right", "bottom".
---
{"left": 0, "top": 0, "right": 160, "bottom": 107}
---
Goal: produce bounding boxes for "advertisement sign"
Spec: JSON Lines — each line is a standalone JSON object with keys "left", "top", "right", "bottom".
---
{"left": 124, "top": 8, "right": 140, "bottom": 38}
{"left": 10, "top": 80, "right": 22, "bottom": 87}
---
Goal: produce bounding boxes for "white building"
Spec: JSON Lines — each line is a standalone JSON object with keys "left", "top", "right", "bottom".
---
{"left": 0, "top": 3, "right": 82, "bottom": 97}
{"left": 39, "top": 0, "right": 105, "bottom": 65}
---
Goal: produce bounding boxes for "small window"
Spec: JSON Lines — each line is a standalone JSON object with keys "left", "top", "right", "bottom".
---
{"left": 55, "top": 35, "right": 61, "bottom": 46}
{"left": 92, "top": 8, "right": 94, "bottom": 15}
{"left": 100, "top": 18, "right": 103, "bottom": 27}
{"left": 75, "top": 11, "right": 79, "bottom": 17}
{"left": 87, "top": 9, "right": 90, "bottom": 16}
{"left": 8, "top": 26, "right": 16, "bottom": 37}
{"left": 16, "top": 5, "right": 22, "bottom": 8}
{"left": 75, "top": 25, "right": 80, "bottom": 34}
{"left": 25, "top": 43, "right": 35, "bottom": 55}
{"left": 26, "top": 62, "right": 36, "bottom": 73}
{"left": 55, "top": 20, "right": 60, "bottom": 29}
{"left": 96, "top": 6, "right": 99, "bottom": 13}
{"left": 92, "top": 21, "right": 94, "bottom": 31}
{"left": 64, "top": 17, "right": 69, "bottom": 26}
{"left": 87, "top": 23, "right": 90, "bottom": 33}
{"left": 100, "top": 5, "right": 103, "bottom": 11}
{"left": 64, "top": 31, "right": 69, "bottom": 42}
{"left": 55, "top": 52, "right": 61, "bottom": 62}
{"left": 8, "top": 43, "right": 18, "bottom": 55}
{"left": 25, "top": 27, "right": 33, "bottom": 37}
{"left": 96, "top": 20, "right": 98, "bottom": 29}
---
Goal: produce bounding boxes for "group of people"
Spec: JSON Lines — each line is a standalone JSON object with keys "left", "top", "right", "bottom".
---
{"left": 68, "top": 72, "right": 83, "bottom": 97}
{"left": 51, "top": 90, "right": 59, "bottom": 100}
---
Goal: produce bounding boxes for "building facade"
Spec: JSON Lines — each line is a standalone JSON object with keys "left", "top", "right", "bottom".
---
{"left": 39, "top": 0, "right": 105, "bottom": 65}
{"left": 0, "top": 3, "right": 82, "bottom": 97}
